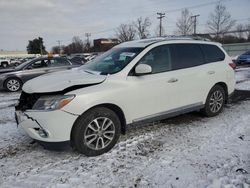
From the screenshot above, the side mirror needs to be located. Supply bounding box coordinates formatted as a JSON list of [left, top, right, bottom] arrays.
[[135, 64, 152, 75]]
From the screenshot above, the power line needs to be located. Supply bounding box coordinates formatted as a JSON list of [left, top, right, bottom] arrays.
[[86, 0, 234, 36], [157, 12, 166, 37], [47, 0, 240, 48]]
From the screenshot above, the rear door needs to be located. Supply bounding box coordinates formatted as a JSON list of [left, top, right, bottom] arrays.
[[199, 44, 227, 98], [168, 43, 207, 106]]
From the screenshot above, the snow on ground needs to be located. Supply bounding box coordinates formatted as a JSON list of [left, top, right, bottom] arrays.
[[235, 66, 250, 83], [0, 68, 250, 188]]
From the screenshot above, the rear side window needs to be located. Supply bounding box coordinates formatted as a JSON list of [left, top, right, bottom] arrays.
[[170, 44, 204, 70], [200, 44, 225, 63]]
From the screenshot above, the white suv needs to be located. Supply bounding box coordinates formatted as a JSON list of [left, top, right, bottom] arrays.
[[15, 38, 235, 156]]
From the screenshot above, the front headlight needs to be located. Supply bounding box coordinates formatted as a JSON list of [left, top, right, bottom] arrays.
[[32, 95, 75, 111]]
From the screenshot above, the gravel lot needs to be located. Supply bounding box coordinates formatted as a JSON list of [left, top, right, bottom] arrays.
[[0, 67, 250, 188]]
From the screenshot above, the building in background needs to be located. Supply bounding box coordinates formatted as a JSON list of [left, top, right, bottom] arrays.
[[93, 38, 119, 52]]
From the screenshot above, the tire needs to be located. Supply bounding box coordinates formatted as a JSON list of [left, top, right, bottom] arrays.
[[71, 107, 121, 156], [4, 77, 22, 92], [202, 85, 226, 117]]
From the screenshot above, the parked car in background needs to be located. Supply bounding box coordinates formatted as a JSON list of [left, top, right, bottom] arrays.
[[0, 56, 81, 92], [10, 58, 22, 66], [15, 37, 235, 156], [0, 58, 11, 68], [85, 54, 98, 61], [69, 55, 87, 65], [236, 51, 250, 65]]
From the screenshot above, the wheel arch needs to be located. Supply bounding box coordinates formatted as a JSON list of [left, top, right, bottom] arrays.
[[213, 82, 229, 102], [70, 103, 127, 142]]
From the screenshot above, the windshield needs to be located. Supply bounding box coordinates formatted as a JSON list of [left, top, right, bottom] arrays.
[[81, 47, 143, 75]]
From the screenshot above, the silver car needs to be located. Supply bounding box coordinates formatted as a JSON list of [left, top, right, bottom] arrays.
[[0, 56, 80, 92]]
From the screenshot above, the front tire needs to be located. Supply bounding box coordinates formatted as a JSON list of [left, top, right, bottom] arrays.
[[202, 85, 226, 117], [71, 107, 121, 156], [4, 77, 22, 92]]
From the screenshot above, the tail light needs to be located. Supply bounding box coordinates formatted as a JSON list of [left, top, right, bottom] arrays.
[[229, 62, 236, 70]]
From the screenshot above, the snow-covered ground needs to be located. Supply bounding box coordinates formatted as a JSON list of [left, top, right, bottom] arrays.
[[0, 67, 250, 188]]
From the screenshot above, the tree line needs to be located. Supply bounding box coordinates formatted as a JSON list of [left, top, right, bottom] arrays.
[[27, 3, 250, 54]]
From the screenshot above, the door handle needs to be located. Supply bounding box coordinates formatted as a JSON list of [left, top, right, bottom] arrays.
[[168, 78, 178, 83], [207, 71, 215, 75]]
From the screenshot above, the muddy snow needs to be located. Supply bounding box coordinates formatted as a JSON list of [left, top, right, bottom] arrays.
[[0, 67, 250, 188]]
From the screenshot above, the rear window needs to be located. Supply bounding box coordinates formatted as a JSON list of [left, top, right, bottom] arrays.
[[170, 44, 204, 70], [200, 44, 225, 63]]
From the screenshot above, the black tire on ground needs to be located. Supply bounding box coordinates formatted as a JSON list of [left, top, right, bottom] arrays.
[[202, 85, 226, 117], [71, 107, 121, 156], [4, 77, 22, 92]]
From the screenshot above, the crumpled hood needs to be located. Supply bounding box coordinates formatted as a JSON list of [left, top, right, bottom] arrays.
[[23, 68, 106, 93]]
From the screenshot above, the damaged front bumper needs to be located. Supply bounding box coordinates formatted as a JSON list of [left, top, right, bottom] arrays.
[[15, 109, 78, 142]]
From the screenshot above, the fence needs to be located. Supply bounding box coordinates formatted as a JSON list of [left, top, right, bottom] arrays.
[[223, 42, 250, 57]]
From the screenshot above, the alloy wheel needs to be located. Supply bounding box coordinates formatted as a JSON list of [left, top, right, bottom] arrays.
[[209, 90, 224, 113], [6, 79, 20, 92], [84, 117, 115, 150]]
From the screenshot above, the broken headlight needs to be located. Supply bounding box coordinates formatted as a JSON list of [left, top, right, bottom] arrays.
[[32, 95, 75, 111]]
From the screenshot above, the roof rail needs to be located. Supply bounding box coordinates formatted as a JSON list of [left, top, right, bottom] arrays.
[[161, 35, 211, 41]]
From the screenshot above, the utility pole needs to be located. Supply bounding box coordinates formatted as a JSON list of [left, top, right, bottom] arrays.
[[191, 14, 200, 35], [85, 33, 91, 51], [157, 12, 165, 37], [40, 43, 43, 56], [56, 40, 62, 55]]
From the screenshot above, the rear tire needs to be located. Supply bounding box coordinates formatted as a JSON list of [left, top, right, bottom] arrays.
[[4, 77, 22, 92], [71, 107, 121, 156], [202, 85, 226, 117]]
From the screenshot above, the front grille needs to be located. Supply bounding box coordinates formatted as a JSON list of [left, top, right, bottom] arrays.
[[16, 92, 41, 111]]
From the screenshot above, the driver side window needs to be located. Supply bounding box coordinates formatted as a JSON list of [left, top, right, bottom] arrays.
[[138, 45, 172, 74], [27, 60, 47, 69]]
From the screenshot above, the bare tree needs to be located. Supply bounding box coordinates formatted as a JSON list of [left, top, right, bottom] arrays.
[[63, 36, 85, 54], [245, 19, 250, 40], [51, 46, 61, 54], [176, 9, 193, 35], [133, 17, 151, 39], [207, 3, 236, 37], [116, 24, 136, 42]]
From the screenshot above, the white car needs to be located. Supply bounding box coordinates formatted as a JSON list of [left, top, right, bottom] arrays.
[[15, 38, 235, 156], [0, 58, 11, 68]]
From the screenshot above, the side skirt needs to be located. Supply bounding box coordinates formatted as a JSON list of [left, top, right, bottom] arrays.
[[130, 102, 204, 125]]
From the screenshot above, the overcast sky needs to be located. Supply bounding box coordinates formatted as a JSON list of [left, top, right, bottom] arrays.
[[0, 0, 249, 51]]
